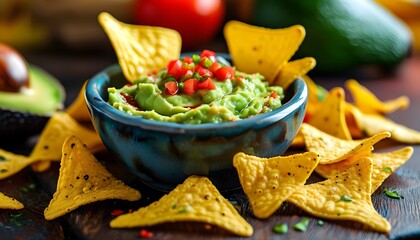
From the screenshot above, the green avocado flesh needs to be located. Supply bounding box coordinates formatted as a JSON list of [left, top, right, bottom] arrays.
[[0, 65, 65, 115]]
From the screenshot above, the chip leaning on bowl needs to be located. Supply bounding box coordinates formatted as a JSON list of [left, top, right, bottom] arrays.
[[107, 50, 285, 124]]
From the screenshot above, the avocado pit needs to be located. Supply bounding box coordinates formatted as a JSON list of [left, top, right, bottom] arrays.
[[0, 43, 30, 93]]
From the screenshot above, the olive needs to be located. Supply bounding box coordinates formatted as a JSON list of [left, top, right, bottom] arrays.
[[0, 43, 30, 92]]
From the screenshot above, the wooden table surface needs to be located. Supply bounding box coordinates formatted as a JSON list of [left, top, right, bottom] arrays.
[[1, 51, 420, 240]]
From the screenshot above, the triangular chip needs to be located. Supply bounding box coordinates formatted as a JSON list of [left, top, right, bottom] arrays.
[[290, 129, 305, 148], [0, 148, 38, 180], [308, 87, 352, 140], [65, 81, 91, 122], [110, 176, 253, 237], [350, 105, 420, 144], [345, 79, 409, 115], [98, 12, 182, 83], [273, 57, 316, 89], [0, 192, 24, 210], [315, 147, 413, 193], [302, 75, 327, 123], [224, 20, 305, 84], [287, 157, 391, 232], [300, 123, 390, 164], [233, 151, 319, 219], [344, 103, 365, 139], [44, 136, 141, 220], [30, 112, 104, 172]]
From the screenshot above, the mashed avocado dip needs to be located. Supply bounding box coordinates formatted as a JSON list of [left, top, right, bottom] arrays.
[[108, 50, 284, 124]]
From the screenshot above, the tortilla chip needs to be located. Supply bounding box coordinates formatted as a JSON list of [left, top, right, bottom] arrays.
[[350, 105, 420, 144], [65, 81, 91, 122], [302, 75, 327, 123], [315, 147, 413, 193], [44, 136, 141, 220], [233, 151, 319, 219], [300, 123, 391, 164], [30, 112, 104, 172], [98, 12, 182, 83], [224, 20, 305, 84], [287, 157, 391, 233], [0, 148, 38, 180], [110, 175, 253, 237], [273, 57, 316, 89], [0, 192, 24, 210], [308, 87, 352, 140], [344, 103, 365, 139], [290, 129, 305, 148], [345, 79, 409, 115]]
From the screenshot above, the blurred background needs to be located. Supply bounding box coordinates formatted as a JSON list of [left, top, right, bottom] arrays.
[[1, 0, 419, 104]]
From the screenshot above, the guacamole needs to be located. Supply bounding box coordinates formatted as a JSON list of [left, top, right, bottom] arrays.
[[108, 50, 284, 124]]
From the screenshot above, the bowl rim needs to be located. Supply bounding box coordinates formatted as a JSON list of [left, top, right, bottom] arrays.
[[85, 64, 308, 134]]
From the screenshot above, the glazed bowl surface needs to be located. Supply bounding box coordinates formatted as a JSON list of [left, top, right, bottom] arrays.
[[85, 63, 308, 192]]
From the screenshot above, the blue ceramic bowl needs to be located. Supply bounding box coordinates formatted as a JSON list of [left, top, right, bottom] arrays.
[[85, 63, 308, 192]]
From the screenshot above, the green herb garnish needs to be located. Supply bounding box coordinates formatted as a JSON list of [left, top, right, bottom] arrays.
[[9, 213, 24, 227], [384, 188, 404, 199], [340, 195, 353, 202], [273, 223, 288, 234], [177, 205, 191, 213], [294, 218, 310, 232], [381, 167, 392, 172], [316, 220, 324, 226]]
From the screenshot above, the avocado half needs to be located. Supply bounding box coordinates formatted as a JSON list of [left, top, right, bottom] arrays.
[[0, 65, 65, 139]]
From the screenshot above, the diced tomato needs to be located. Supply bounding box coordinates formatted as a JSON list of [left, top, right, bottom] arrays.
[[197, 78, 215, 90], [183, 78, 199, 95], [195, 65, 213, 78], [180, 67, 193, 78], [215, 66, 235, 80], [110, 209, 125, 217], [166, 59, 182, 79], [183, 56, 193, 64], [200, 49, 216, 60], [164, 81, 178, 95], [209, 61, 220, 73], [269, 91, 277, 99], [139, 229, 153, 238], [303, 112, 311, 123]]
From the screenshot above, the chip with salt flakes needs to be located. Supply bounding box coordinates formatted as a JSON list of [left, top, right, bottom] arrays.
[[308, 87, 352, 140], [345, 79, 409, 115], [44, 136, 141, 220], [0, 192, 24, 210], [65, 81, 91, 122], [233, 151, 319, 219], [0, 148, 38, 180], [110, 175, 253, 237], [287, 157, 391, 233], [300, 123, 391, 164], [273, 57, 316, 89], [349, 105, 420, 144], [98, 12, 182, 83], [315, 147, 413, 193], [224, 20, 306, 84], [30, 111, 104, 172]]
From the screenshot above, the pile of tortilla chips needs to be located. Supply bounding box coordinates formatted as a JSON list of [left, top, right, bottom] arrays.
[[1, 12, 418, 238]]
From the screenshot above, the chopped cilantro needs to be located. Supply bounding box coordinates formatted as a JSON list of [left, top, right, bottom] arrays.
[[316, 220, 324, 226], [384, 188, 404, 199], [177, 205, 191, 213], [381, 167, 392, 172], [273, 223, 288, 234], [294, 218, 310, 232], [340, 195, 353, 202]]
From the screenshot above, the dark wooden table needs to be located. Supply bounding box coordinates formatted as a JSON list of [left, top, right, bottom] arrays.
[[1, 50, 420, 240]]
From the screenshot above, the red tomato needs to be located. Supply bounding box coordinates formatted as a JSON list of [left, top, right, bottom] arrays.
[[197, 78, 215, 90], [167, 59, 182, 79], [215, 66, 234, 80], [164, 81, 179, 95], [183, 78, 199, 94], [133, 0, 225, 50]]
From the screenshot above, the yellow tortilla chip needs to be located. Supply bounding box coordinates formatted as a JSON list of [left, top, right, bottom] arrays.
[[290, 129, 305, 148], [308, 87, 352, 140], [0, 148, 38, 180], [233, 151, 319, 219], [345, 79, 409, 115], [0, 192, 24, 210], [344, 103, 365, 139], [30, 112, 104, 172], [44, 136, 141, 220], [287, 157, 391, 232], [224, 20, 305, 84], [300, 123, 390, 164], [110, 175, 253, 237], [98, 12, 182, 83], [302, 75, 327, 123], [65, 81, 91, 122], [273, 57, 316, 89], [350, 105, 420, 144], [315, 147, 413, 193]]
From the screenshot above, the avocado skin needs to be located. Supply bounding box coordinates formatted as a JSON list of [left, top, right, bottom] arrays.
[[252, 0, 413, 73], [0, 108, 49, 139]]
